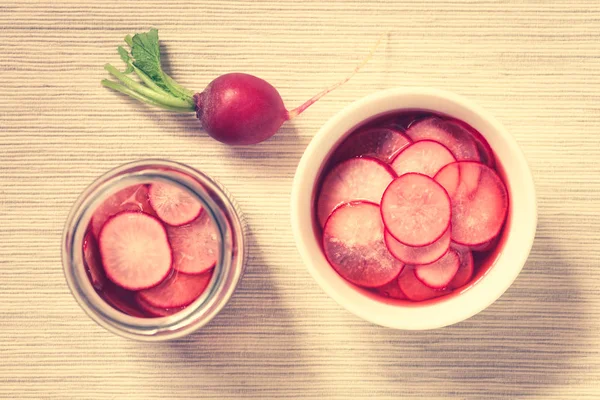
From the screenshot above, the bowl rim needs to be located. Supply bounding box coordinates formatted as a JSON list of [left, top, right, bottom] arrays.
[[290, 87, 537, 330]]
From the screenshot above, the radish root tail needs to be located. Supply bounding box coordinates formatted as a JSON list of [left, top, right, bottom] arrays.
[[287, 33, 386, 120]]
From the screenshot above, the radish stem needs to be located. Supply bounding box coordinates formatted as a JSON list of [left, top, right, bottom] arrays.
[[131, 65, 172, 97], [101, 80, 194, 112], [165, 74, 195, 98], [104, 64, 194, 110]]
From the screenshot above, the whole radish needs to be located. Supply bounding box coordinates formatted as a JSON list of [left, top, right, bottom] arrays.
[[102, 29, 377, 145], [194, 73, 288, 145]]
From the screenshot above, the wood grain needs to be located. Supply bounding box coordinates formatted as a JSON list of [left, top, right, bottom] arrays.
[[1, 0, 600, 398]]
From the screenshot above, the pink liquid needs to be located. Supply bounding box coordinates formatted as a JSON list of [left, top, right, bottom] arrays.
[[314, 111, 510, 305]]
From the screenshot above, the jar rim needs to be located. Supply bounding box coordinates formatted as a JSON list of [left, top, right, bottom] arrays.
[[62, 159, 246, 341]]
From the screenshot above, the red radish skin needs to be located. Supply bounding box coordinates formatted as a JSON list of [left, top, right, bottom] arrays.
[[91, 184, 154, 238], [194, 73, 287, 145], [135, 294, 184, 317], [397, 266, 448, 302], [317, 157, 396, 227], [83, 231, 106, 290], [139, 269, 214, 309], [102, 29, 381, 145], [385, 227, 451, 265], [149, 182, 203, 226], [168, 212, 219, 275], [374, 279, 408, 300], [99, 212, 173, 291], [405, 117, 480, 162], [380, 173, 451, 247], [322, 202, 404, 288], [448, 245, 474, 290], [414, 249, 460, 289], [334, 127, 412, 163], [435, 162, 508, 246], [391, 140, 456, 178]]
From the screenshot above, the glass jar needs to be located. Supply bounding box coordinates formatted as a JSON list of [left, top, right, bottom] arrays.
[[61, 159, 246, 341]]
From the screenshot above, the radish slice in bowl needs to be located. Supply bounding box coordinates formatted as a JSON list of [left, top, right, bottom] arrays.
[[405, 117, 480, 162], [414, 249, 460, 289], [322, 201, 404, 288], [333, 127, 412, 163], [447, 245, 474, 290], [374, 278, 407, 300], [317, 157, 395, 227], [397, 266, 448, 302], [435, 161, 508, 246], [391, 139, 456, 178], [384, 227, 451, 265], [380, 173, 451, 247]]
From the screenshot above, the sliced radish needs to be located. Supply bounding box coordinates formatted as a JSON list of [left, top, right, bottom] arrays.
[[99, 212, 173, 291], [374, 278, 407, 300], [395, 112, 427, 130], [138, 269, 214, 308], [317, 157, 396, 227], [391, 140, 456, 178], [380, 173, 451, 247], [448, 245, 474, 290], [435, 162, 508, 246], [334, 127, 411, 163], [102, 284, 145, 317], [405, 117, 480, 162], [434, 159, 482, 197], [91, 185, 154, 238], [322, 202, 404, 288], [167, 212, 219, 275], [377, 118, 406, 132], [149, 182, 203, 226], [433, 160, 460, 198], [135, 293, 184, 317], [385, 227, 450, 265], [414, 249, 460, 289], [448, 118, 495, 167], [397, 266, 448, 302], [469, 239, 493, 252], [83, 231, 106, 290]]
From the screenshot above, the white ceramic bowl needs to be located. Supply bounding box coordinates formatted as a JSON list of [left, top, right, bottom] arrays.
[[291, 87, 537, 330]]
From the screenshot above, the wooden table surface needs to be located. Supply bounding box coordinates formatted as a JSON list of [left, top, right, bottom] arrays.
[[1, 1, 599, 399]]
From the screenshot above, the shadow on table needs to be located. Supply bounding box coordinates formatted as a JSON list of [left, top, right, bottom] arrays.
[[153, 225, 300, 398], [366, 217, 590, 398]]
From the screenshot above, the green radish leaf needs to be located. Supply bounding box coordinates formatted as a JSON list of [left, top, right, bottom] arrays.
[[129, 29, 193, 102], [118, 46, 134, 74], [130, 29, 163, 83]]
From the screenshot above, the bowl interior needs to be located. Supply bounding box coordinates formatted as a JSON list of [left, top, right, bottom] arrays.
[[291, 88, 537, 330]]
